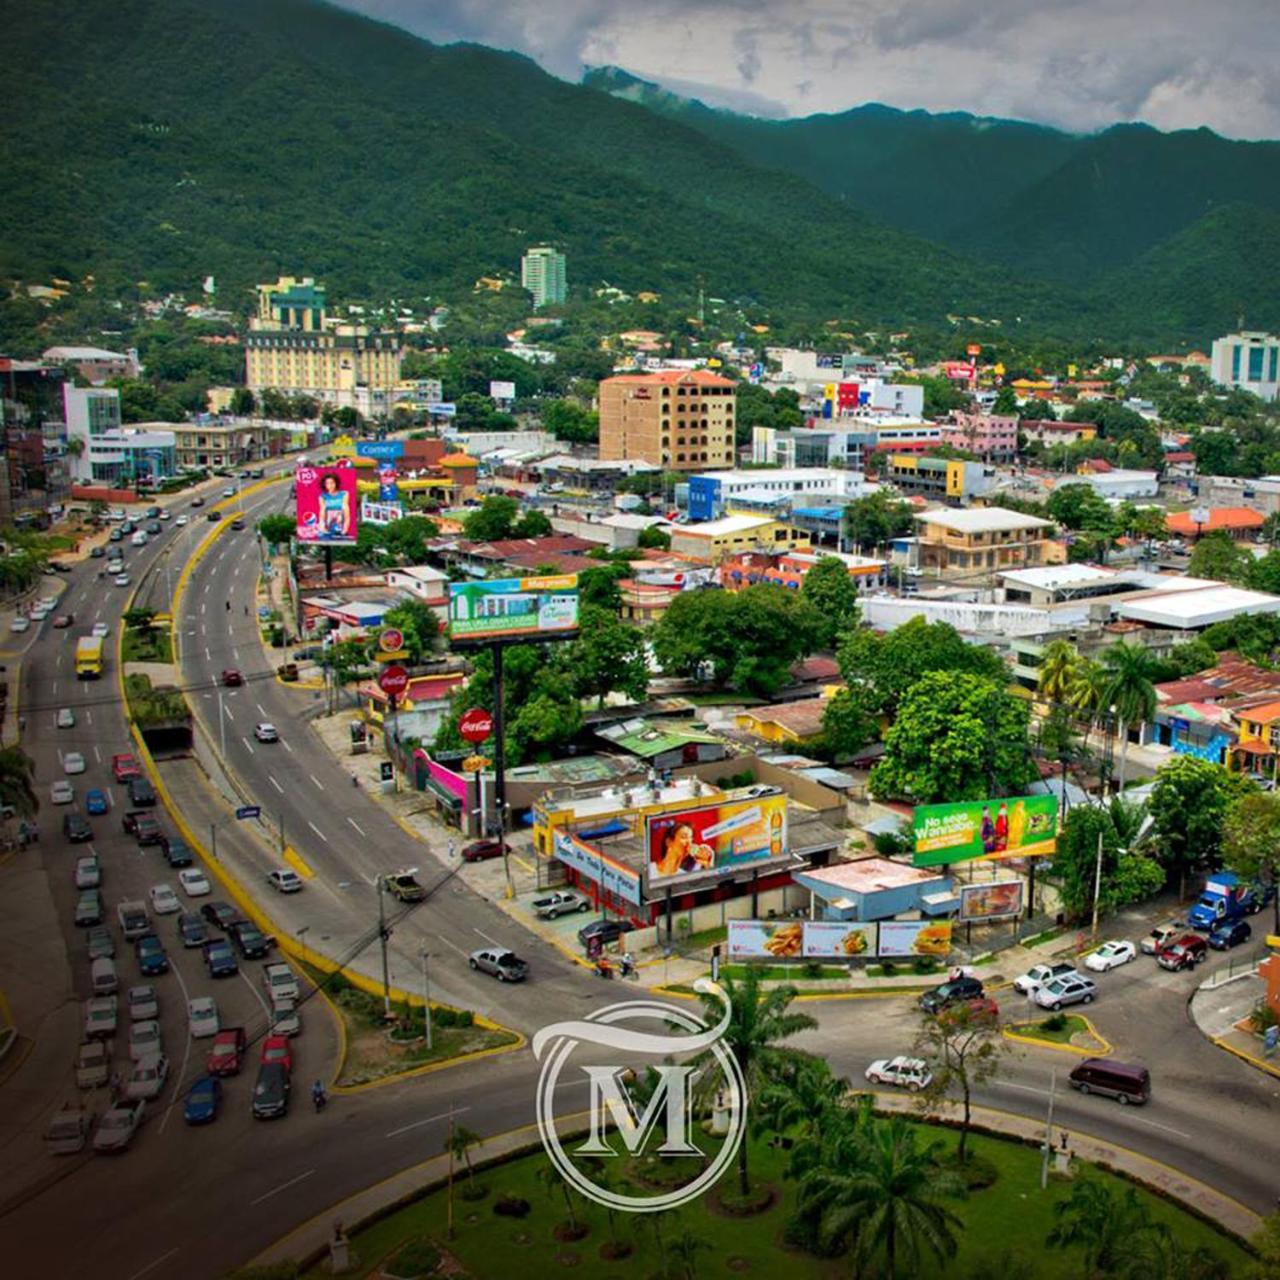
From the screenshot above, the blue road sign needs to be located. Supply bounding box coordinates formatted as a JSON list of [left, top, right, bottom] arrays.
[[235, 805, 261, 821]]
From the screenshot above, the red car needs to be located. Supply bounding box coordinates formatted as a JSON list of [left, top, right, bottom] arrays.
[[1156, 933, 1208, 972], [112, 753, 142, 783], [261, 1034, 293, 1073], [461, 840, 511, 863], [52, 614, 74, 629], [221, 669, 243, 687], [206, 1026, 246, 1076]]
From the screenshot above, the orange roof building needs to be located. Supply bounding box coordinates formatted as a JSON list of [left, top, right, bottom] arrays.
[[1165, 507, 1265, 541], [598, 369, 736, 471]]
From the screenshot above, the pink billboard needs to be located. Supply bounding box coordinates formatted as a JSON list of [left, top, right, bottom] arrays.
[[295, 460, 358, 545]]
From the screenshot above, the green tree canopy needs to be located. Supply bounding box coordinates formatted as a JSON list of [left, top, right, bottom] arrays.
[[381, 599, 441, 662], [462, 495, 519, 542], [1187, 531, 1251, 584], [1149, 756, 1254, 894], [562, 605, 649, 708], [1222, 790, 1280, 933], [257, 513, 295, 548], [843, 490, 915, 552], [1054, 800, 1164, 921], [1046, 483, 1115, 533], [510, 508, 552, 538], [540, 398, 598, 443], [799, 555, 860, 650]]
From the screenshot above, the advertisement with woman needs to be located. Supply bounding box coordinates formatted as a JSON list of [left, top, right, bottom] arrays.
[[296, 460, 358, 545], [646, 796, 787, 888]]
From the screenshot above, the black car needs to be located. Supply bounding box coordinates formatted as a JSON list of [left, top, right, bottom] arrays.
[[123, 811, 163, 845], [90, 546, 106, 559], [177, 911, 209, 949], [229, 922, 272, 959], [63, 811, 94, 842], [204, 939, 239, 978], [145, 521, 162, 534], [1208, 919, 1252, 950], [201, 901, 242, 932], [252, 1062, 290, 1119], [127, 777, 157, 808], [230, 519, 245, 531], [919, 976, 985, 1015], [577, 918, 635, 949], [161, 836, 194, 868], [191, 496, 205, 507], [206, 511, 222, 523]]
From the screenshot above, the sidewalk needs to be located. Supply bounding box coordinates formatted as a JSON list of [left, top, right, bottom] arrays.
[[1190, 969, 1280, 1079]]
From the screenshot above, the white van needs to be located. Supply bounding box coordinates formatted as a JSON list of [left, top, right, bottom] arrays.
[[130, 531, 148, 547], [90, 957, 119, 996]]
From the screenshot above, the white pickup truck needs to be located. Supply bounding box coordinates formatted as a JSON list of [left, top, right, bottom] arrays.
[[117, 900, 151, 941]]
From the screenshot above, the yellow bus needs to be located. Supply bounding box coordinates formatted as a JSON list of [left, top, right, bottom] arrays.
[[75, 635, 104, 679]]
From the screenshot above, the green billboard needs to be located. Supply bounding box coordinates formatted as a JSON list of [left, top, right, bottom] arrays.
[[912, 795, 1058, 868]]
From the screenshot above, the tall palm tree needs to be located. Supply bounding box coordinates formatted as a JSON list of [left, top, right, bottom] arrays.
[[1100, 640, 1160, 792], [754, 1055, 850, 1150], [693, 967, 817, 1196], [0, 747, 38, 820], [536, 1162, 579, 1233], [1036, 639, 1080, 705], [797, 1114, 963, 1279], [448, 1123, 481, 1187], [667, 1225, 711, 1280], [1046, 1175, 1161, 1277]]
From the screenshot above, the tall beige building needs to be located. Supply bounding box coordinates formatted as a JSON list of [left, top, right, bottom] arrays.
[[244, 276, 402, 417], [598, 370, 736, 470]]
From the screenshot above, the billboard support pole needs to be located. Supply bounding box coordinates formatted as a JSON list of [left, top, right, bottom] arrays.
[[325, 545, 333, 582], [491, 643, 513, 901]]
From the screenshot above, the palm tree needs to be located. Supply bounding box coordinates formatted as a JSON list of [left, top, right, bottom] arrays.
[[667, 1224, 711, 1280], [755, 1055, 850, 1150], [0, 747, 38, 819], [448, 1124, 481, 1187], [692, 966, 817, 1196], [1036, 639, 1080, 705], [536, 1162, 579, 1234], [1125, 1227, 1230, 1280], [1100, 640, 1160, 792], [797, 1114, 963, 1279], [1046, 1175, 1161, 1277]]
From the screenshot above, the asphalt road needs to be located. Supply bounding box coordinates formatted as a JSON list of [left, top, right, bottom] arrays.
[[2, 477, 1278, 1279]]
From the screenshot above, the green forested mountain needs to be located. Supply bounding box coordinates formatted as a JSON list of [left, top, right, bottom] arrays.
[[0, 0, 1037, 333]]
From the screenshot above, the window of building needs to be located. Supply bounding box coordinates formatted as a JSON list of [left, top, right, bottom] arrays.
[[1249, 346, 1266, 382], [1233, 346, 1242, 380]]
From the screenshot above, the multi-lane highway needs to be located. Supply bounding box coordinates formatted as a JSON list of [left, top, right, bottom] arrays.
[[2, 470, 1278, 1279]]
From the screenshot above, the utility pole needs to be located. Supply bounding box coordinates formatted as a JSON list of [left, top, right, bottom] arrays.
[[1040, 1068, 1057, 1190], [218, 691, 226, 758], [421, 950, 432, 1051], [376, 876, 391, 1018], [1091, 827, 1104, 938]]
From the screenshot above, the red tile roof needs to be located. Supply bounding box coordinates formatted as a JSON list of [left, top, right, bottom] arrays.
[[604, 369, 734, 387], [1166, 507, 1265, 535], [1163, 451, 1195, 463]]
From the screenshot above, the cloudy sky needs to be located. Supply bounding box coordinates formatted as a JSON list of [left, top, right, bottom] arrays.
[[336, 1, 1280, 138]]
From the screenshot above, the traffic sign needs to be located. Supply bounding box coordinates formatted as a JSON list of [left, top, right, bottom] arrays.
[[378, 664, 410, 697], [379, 627, 404, 655], [235, 805, 261, 820], [459, 707, 494, 743]]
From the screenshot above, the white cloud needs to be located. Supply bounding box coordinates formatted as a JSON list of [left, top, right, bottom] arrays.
[[337, 1, 1280, 138]]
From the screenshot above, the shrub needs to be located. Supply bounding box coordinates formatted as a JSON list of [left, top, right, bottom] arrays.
[[383, 1238, 441, 1279], [912, 956, 939, 975], [493, 1195, 531, 1219], [1041, 1013, 1068, 1033], [1249, 1001, 1279, 1033], [881, 960, 898, 976], [943, 1151, 999, 1189], [802, 960, 823, 979]]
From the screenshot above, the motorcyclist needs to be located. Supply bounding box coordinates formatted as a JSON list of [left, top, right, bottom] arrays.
[[312, 1080, 327, 1112]]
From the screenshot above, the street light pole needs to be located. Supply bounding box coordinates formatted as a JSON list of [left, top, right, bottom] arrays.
[[1091, 827, 1104, 938], [376, 876, 391, 1018], [218, 691, 226, 758], [421, 950, 433, 1051]]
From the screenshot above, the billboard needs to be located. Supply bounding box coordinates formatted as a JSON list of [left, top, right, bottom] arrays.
[[361, 498, 404, 525], [489, 380, 517, 401], [554, 831, 642, 906], [295, 461, 358, 545], [646, 795, 787, 889], [912, 795, 1058, 868], [959, 880, 1025, 922], [878, 920, 953, 958], [448, 575, 579, 645], [356, 441, 405, 462], [727, 920, 879, 959], [802, 920, 877, 959]]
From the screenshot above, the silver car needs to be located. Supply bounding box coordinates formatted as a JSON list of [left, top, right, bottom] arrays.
[[468, 947, 529, 982]]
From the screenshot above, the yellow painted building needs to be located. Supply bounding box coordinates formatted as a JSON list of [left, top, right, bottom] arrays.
[[668, 514, 810, 563], [1228, 700, 1280, 775], [913, 508, 1064, 575]]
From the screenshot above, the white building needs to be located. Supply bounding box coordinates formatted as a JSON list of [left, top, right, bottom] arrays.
[[1071, 469, 1159, 500], [687, 467, 874, 520], [1210, 331, 1280, 402], [520, 246, 567, 309]]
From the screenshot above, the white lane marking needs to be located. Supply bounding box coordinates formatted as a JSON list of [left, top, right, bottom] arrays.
[[268, 775, 283, 793], [51, 680, 58, 695], [202, 583, 209, 595], [385, 1107, 471, 1139], [434, 932, 471, 958], [94, 608, 101, 621], [249, 1170, 315, 1207], [107, 786, 116, 808], [93, 745, 102, 764], [126, 1247, 180, 1280], [473, 926, 502, 947], [347, 817, 365, 836], [307, 820, 329, 843], [995, 1081, 1191, 1138], [282, 740, 294, 754], [86, 709, 92, 726], [222, 705, 234, 721], [205, 647, 212, 662], [200, 603, 206, 616], [238, 968, 273, 1020], [55, 652, 63, 669], [361, 872, 378, 887], [309, 774, 323, 790], [160, 964, 195, 1136], [255, 701, 266, 716], [242, 737, 255, 755]]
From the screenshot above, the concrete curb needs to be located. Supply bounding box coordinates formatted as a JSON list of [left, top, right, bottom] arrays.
[[1002, 1013, 1112, 1058]]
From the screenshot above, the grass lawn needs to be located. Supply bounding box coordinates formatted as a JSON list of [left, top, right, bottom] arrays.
[[721, 962, 853, 982], [122, 628, 174, 662], [1007, 1014, 1093, 1045], [299, 1126, 1251, 1280]]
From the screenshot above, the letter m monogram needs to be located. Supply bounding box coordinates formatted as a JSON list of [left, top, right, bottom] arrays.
[[575, 1066, 701, 1156]]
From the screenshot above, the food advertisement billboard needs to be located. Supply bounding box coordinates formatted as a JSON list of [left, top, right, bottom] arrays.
[[646, 795, 788, 889], [447, 575, 579, 645], [295, 461, 359, 545], [726, 920, 878, 960], [958, 880, 1025, 922], [912, 795, 1058, 868], [802, 921, 878, 959], [878, 920, 953, 958]]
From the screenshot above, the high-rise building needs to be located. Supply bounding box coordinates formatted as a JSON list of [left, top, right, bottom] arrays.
[[521, 246, 567, 309], [1211, 331, 1280, 402], [598, 370, 736, 470], [244, 275, 402, 417], [62, 385, 175, 485]]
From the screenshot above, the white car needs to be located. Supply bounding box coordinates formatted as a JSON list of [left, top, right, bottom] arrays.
[[10, 616, 30, 633], [74, 855, 101, 889], [159, 510, 171, 521], [221, 487, 236, 498], [127, 984, 159, 1022], [864, 1056, 934, 1092], [114, 574, 130, 587], [1084, 940, 1137, 973], [254, 723, 279, 743], [29, 606, 51, 622], [1012, 963, 1078, 995], [84, 996, 119, 1039], [57, 707, 76, 728], [187, 997, 219, 1039], [149, 884, 180, 915], [106, 561, 124, 577], [266, 869, 303, 893], [51, 780, 75, 805], [1034, 974, 1098, 1011], [263, 963, 299, 1003], [129, 1019, 163, 1062], [93, 1101, 145, 1153], [124, 1055, 169, 1101], [270, 996, 301, 1038], [175, 514, 188, 526], [63, 752, 86, 775], [91, 622, 110, 638], [178, 868, 211, 897]]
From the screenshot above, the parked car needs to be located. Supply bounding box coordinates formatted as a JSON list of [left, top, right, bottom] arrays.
[[74, 855, 101, 889], [184, 1076, 223, 1125], [864, 1056, 933, 1092], [178, 867, 211, 897], [229, 922, 272, 959], [51, 780, 75, 806], [93, 1100, 145, 1153], [204, 940, 239, 978], [56, 707, 75, 728], [149, 883, 181, 915], [252, 1062, 291, 1119], [468, 947, 529, 982], [461, 839, 511, 863], [62, 751, 86, 775], [86, 926, 115, 961], [75, 889, 104, 927], [577, 918, 635, 949], [161, 835, 195, 868], [1140, 922, 1185, 956], [112, 753, 142, 783], [128, 1019, 163, 1063], [135, 934, 170, 976], [124, 1055, 169, 1101], [207, 1027, 246, 1077], [1069, 1057, 1151, 1105], [1156, 933, 1209, 972], [84, 996, 119, 1039], [1012, 962, 1078, 995], [221, 668, 243, 687], [1034, 973, 1098, 1011], [188, 996, 219, 1039], [919, 975, 985, 1015], [269, 997, 301, 1038], [123, 811, 163, 845], [117, 900, 151, 940], [85, 788, 109, 816], [64, 811, 93, 842], [127, 777, 157, 808], [75, 1040, 111, 1090], [266, 868, 303, 894], [1208, 919, 1252, 951], [201, 900, 242, 931], [532, 890, 590, 919], [261, 1035, 293, 1072], [1084, 941, 1137, 973], [177, 911, 208, 948], [263, 963, 300, 1003], [127, 984, 159, 1022], [45, 1107, 93, 1155]]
